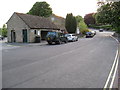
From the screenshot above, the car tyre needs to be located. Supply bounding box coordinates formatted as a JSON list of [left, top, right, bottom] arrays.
[[64, 39, 68, 43], [48, 42, 52, 45], [56, 40, 61, 44], [76, 38, 78, 41], [72, 39, 75, 42]]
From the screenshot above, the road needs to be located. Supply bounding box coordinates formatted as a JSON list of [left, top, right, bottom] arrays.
[[2, 31, 118, 88]]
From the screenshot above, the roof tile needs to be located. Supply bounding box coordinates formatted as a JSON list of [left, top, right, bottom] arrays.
[[15, 12, 60, 30]]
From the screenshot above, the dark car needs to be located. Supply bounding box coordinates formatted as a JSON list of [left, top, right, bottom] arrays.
[[99, 29, 103, 32], [46, 32, 68, 45], [86, 32, 94, 38], [0, 36, 4, 40]]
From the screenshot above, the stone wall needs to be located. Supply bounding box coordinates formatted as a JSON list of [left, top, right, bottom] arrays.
[[7, 13, 30, 43]]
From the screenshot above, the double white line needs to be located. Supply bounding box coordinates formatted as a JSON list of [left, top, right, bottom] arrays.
[[104, 35, 119, 89]]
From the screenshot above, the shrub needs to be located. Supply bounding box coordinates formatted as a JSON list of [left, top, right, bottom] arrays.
[[88, 24, 112, 30], [1, 24, 7, 37], [80, 29, 90, 35], [79, 21, 89, 34]]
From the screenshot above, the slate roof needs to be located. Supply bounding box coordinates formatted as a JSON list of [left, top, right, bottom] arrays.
[[15, 12, 60, 30], [48, 14, 66, 30]]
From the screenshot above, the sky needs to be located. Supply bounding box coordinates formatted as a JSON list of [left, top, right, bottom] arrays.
[[0, 0, 98, 28]]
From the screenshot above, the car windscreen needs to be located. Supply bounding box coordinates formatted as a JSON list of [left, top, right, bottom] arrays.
[[47, 32, 57, 37], [65, 34, 71, 37], [86, 32, 92, 34], [72, 34, 75, 36]]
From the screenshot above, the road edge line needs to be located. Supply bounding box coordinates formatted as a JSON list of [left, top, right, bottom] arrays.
[[110, 35, 119, 44], [104, 35, 119, 89], [109, 56, 119, 89], [104, 50, 118, 89]]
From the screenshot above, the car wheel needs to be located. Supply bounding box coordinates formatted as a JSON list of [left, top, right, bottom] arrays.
[[48, 42, 52, 45], [72, 39, 74, 42], [56, 40, 61, 44], [64, 39, 68, 43], [76, 38, 78, 41]]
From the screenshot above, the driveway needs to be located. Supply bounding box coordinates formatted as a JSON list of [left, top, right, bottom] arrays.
[[2, 31, 118, 88]]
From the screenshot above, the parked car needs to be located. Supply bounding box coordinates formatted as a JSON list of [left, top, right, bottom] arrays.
[[0, 36, 4, 40], [99, 29, 103, 32], [91, 31, 96, 35], [46, 32, 68, 45], [86, 32, 94, 38], [65, 34, 78, 42]]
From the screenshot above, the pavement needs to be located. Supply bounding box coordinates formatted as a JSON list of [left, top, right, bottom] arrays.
[[0, 39, 47, 50], [2, 31, 118, 88]]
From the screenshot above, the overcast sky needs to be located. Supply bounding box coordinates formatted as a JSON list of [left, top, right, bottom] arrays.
[[0, 0, 98, 27]]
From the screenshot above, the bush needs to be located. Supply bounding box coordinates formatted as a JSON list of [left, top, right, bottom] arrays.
[[0, 28, 2, 35], [88, 24, 100, 29], [1, 24, 7, 37], [79, 21, 89, 34], [2, 29, 7, 37], [75, 15, 89, 35], [80, 29, 90, 35], [88, 24, 112, 30]]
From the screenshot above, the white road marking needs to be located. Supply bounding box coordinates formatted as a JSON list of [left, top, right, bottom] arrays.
[[109, 56, 119, 89], [104, 35, 119, 89], [110, 35, 119, 43], [104, 50, 118, 89]]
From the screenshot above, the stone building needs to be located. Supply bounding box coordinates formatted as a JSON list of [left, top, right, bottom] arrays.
[[7, 12, 60, 43]]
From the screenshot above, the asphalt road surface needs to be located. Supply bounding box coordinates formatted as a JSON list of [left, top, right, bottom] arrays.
[[2, 31, 118, 88]]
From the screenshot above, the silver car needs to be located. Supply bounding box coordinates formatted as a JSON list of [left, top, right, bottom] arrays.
[[65, 34, 78, 42]]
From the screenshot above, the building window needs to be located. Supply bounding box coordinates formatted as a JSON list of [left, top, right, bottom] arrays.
[[38, 31, 40, 35]]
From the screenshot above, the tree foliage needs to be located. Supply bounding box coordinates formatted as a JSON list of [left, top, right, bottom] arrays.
[[0, 28, 2, 35], [84, 13, 96, 26], [28, 1, 52, 17], [65, 13, 77, 33], [76, 15, 83, 24], [75, 15, 89, 34], [95, 1, 120, 33], [1, 24, 7, 37]]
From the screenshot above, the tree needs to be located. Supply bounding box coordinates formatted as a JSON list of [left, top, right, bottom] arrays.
[[28, 1, 52, 17], [84, 13, 96, 26], [75, 15, 89, 34], [1, 24, 7, 37], [0, 28, 2, 35], [76, 15, 83, 26], [95, 1, 120, 33], [65, 13, 77, 33]]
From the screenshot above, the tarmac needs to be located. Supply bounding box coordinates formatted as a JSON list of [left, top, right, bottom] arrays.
[[112, 33, 120, 89], [1, 34, 120, 89]]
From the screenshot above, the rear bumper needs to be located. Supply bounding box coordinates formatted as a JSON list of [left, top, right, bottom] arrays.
[[86, 35, 93, 37]]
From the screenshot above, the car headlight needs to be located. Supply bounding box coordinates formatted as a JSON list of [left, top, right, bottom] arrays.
[[47, 37, 50, 40]]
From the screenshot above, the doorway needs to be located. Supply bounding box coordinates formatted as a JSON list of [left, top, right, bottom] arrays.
[[22, 29, 27, 43], [11, 30, 16, 42], [41, 31, 48, 40]]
